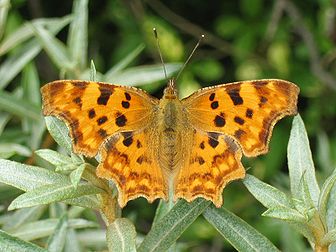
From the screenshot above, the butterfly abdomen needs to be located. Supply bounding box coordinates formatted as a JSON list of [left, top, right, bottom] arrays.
[[158, 99, 184, 173]]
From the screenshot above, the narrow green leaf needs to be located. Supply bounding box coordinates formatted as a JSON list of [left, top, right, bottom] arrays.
[[0, 16, 72, 56], [327, 173, 336, 231], [262, 207, 306, 222], [31, 23, 74, 70], [243, 174, 295, 209], [22, 63, 41, 106], [63, 195, 100, 209], [106, 218, 136, 252], [67, 0, 88, 70], [64, 228, 81, 252], [152, 199, 175, 227], [0, 0, 10, 40], [45, 116, 72, 154], [0, 90, 41, 121], [90, 60, 96, 81], [48, 215, 68, 252], [35, 149, 73, 166], [77, 230, 106, 247], [203, 205, 279, 252], [318, 169, 336, 226], [8, 182, 103, 210], [138, 199, 210, 252], [0, 42, 41, 90], [70, 164, 86, 188], [3, 205, 46, 230], [0, 112, 10, 135], [11, 218, 97, 241], [105, 63, 181, 85], [104, 44, 145, 79], [287, 115, 320, 206], [0, 143, 31, 158], [0, 159, 67, 191], [0, 230, 47, 252]]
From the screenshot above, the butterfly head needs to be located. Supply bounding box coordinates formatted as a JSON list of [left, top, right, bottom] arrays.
[[163, 79, 178, 99]]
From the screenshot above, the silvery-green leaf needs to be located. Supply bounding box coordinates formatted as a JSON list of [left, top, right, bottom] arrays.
[[288, 115, 320, 206], [45, 117, 72, 154], [35, 149, 73, 166], [0, 230, 47, 252], [47, 215, 68, 252], [106, 218, 137, 252], [70, 164, 86, 188]]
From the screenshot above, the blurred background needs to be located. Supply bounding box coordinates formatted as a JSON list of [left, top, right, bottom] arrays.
[[1, 0, 336, 251]]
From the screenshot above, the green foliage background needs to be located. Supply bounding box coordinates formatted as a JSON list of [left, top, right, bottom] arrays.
[[0, 0, 335, 251]]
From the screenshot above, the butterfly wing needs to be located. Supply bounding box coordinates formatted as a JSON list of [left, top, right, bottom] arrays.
[[41, 80, 158, 157], [174, 130, 245, 207], [181, 79, 299, 157], [97, 128, 167, 207], [41, 80, 167, 206]]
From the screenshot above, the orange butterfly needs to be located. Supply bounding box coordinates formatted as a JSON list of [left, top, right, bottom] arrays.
[[41, 78, 299, 207]]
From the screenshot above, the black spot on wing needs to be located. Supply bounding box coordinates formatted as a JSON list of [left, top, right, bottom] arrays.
[[125, 92, 131, 101], [209, 93, 215, 101], [234, 116, 245, 125], [88, 108, 96, 118], [115, 112, 127, 127], [234, 129, 245, 139], [246, 108, 253, 118], [227, 87, 243, 105], [73, 97, 82, 108], [72, 82, 87, 89], [98, 129, 108, 138], [122, 101, 130, 109], [122, 132, 133, 147], [208, 132, 220, 148], [97, 116, 108, 125], [211, 101, 219, 109], [97, 86, 113, 105], [214, 112, 226, 127]]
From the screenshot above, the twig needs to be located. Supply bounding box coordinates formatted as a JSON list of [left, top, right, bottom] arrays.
[[264, 0, 286, 42], [282, 0, 336, 91], [146, 0, 233, 54]]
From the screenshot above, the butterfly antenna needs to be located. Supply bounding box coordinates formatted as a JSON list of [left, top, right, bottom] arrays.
[[176, 34, 205, 81], [153, 28, 168, 81]]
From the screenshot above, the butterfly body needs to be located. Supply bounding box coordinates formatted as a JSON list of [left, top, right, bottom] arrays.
[[41, 79, 299, 207]]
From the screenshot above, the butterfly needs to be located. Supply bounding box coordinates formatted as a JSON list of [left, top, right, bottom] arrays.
[[41, 78, 299, 207]]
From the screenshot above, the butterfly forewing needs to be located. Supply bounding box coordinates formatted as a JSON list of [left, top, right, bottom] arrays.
[[181, 79, 299, 157], [41, 80, 158, 157]]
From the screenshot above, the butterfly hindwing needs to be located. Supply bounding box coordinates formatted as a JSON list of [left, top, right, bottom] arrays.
[[182, 79, 299, 157], [96, 128, 168, 207], [174, 129, 245, 207], [41, 80, 158, 157]]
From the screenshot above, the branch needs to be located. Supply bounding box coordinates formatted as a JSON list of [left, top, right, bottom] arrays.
[[282, 0, 336, 91]]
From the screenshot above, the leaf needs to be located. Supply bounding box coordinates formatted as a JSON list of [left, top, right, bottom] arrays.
[[106, 218, 137, 252], [0, 143, 31, 158], [0, 0, 10, 40], [138, 199, 210, 252], [3, 205, 46, 230], [67, 0, 88, 70], [318, 169, 336, 227], [90, 60, 96, 81], [0, 159, 67, 191], [0, 112, 10, 135], [64, 228, 81, 252], [35, 149, 73, 166], [8, 182, 103, 210], [152, 199, 175, 227], [63, 195, 100, 209], [0, 15, 72, 56], [0, 17, 72, 89], [262, 207, 306, 222], [104, 43, 145, 80], [11, 218, 97, 241], [47, 215, 68, 252], [105, 63, 181, 86], [243, 174, 295, 209], [0, 90, 41, 121], [0, 42, 41, 90], [287, 115, 320, 206], [31, 23, 74, 71], [203, 205, 280, 252], [45, 116, 72, 154], [70, 164, 86, 188], [0, 230, 47, 252]]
